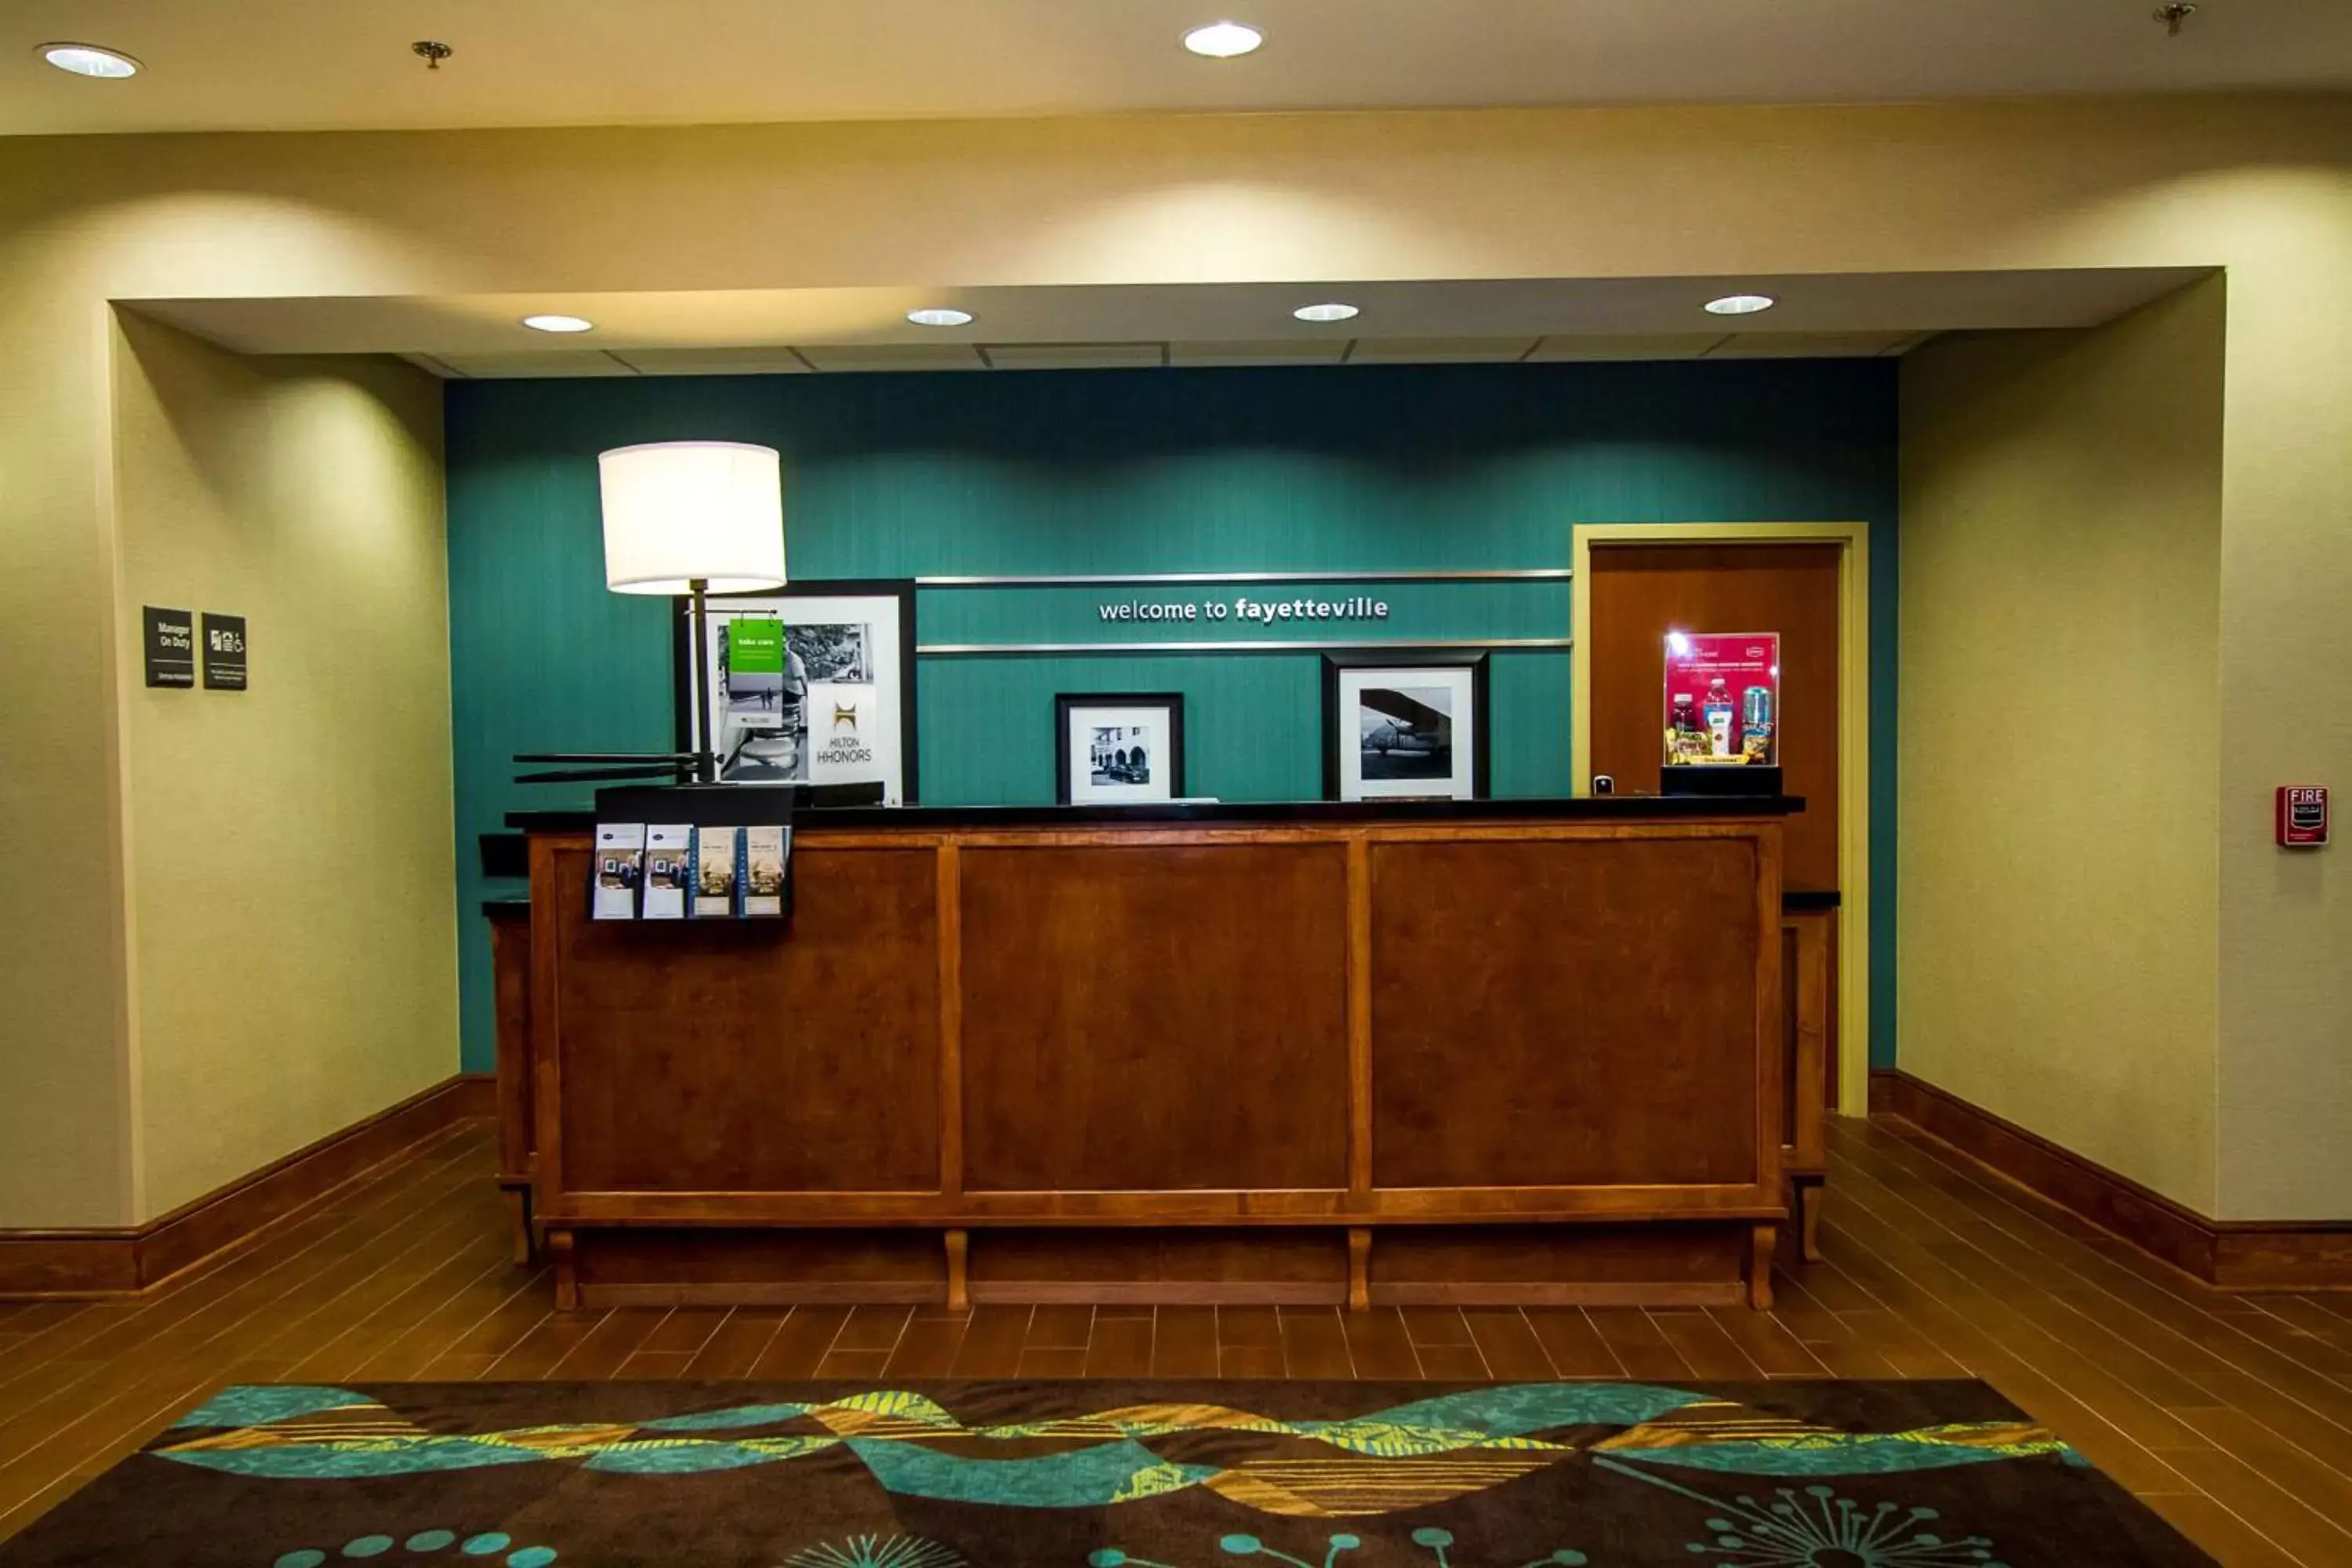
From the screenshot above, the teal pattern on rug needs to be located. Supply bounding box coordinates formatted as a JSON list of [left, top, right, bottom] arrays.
[[161, 1384, 2074, 1519]]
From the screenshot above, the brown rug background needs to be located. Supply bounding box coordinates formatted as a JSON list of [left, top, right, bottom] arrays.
[[0, 1378, 2211, 1566]]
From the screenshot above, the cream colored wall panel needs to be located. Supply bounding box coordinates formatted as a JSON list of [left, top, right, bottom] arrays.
[[605, 348, 815, 376], [109, 316, 458, 1221], [1167, 341, 1351, 366], [0, 234, 137, 1229], [1525, 334, 1724, 361], [1346, 337, 1538, 363], [434, 351, 638, 378], [2210, 175, 2352, 1221], [1899, 281, 2225, 1213], [983, 343, 1165, 369], [136, 271, 2209, 360], [795, 344, 986, 372], [1711, 332, 1911, 358]]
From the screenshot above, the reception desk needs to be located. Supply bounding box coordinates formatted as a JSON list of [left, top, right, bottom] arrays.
[[497, 797, 1806, 1311]]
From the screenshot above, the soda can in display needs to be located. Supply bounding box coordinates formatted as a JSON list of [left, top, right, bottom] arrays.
[[1740, 684, 1775, 761]]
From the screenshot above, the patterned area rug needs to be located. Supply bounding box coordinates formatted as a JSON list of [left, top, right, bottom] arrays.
[[0, 1380, 2211, 1566]]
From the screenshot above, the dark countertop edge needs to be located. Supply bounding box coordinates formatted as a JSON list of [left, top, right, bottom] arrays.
[[504, 795, 1806, 834], [485, 880, 1836, 919]]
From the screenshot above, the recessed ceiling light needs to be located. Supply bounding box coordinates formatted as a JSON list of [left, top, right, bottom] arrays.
[[40, 42, 140, 78], [1183, 20, 1264, 58], [906, 307, 975, 328], [1293, 302, 1359, 324], [520, 314, 596, 334], [1704, 294, 1777, 317]]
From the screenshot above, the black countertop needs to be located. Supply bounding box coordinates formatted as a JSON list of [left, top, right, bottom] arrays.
[[505, 793, 1805, 835], [485, 796, 1835, 918]]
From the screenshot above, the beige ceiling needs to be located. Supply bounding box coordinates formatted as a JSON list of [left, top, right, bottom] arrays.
[[131, 269, 2209, 376], [9, 0, 2350, 137]]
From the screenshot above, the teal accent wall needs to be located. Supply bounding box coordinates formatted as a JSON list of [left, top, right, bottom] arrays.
[[447, 360, 1898, 1073]]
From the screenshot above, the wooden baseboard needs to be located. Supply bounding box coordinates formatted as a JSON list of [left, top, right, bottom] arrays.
[[0, 1073, 495, 1299], [1871, 1069, 2352, 1291]]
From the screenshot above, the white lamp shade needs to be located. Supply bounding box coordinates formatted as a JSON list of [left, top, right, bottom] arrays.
[[598, 441, 786, 594]]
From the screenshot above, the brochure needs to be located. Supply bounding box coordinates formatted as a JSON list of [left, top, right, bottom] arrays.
[[742, 825, 789, 918], [590, 823, 645, 920], [641, 824, 691, 920], [691, 826, 741, 918]]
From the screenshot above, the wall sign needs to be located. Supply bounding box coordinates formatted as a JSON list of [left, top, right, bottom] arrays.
[[202, 613, 248, 690], [143, 606, 195, 688], [1096, 593, 1389, 626], [2278, 785, 2329, 848], [919, 575, 1573, 655]]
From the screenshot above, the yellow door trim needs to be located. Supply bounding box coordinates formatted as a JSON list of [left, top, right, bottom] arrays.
[[1570, 521, 1873, 1118]]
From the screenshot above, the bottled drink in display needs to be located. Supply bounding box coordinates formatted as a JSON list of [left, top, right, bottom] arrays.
[[1669, 692, 1700, 760], [1703, 680, 1736, 758]]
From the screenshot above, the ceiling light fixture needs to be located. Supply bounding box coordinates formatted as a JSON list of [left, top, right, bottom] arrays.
[[1183, 21, 1264, 58], [40, 42, 140, 78], [521, 314, 596, 334], [906, 307, 975, 328], [1704, 294, 1777, 317], [1293, 302, 1360, 324]]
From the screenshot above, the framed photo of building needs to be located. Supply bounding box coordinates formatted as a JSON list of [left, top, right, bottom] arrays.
[[1322, 652, 1488, 802], [1055, 692, 1185, 806], [676, 579, 919, 804]]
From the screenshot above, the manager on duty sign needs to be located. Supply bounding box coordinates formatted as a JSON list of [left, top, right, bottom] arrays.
[[143, 606, 249, 690]]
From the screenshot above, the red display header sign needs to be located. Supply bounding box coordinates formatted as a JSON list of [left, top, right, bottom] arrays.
[[1664, 631, 1780, 768]]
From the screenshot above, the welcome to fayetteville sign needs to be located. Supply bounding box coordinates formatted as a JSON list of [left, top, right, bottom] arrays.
[[1097, 594, 1391, 626]]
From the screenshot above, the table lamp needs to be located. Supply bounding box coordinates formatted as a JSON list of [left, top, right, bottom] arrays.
[[598, 440, 786, 785]]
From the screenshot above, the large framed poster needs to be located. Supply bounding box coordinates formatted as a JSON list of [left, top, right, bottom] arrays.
[[1321, 651, 1490, 802], [675, 579, 918, 804]]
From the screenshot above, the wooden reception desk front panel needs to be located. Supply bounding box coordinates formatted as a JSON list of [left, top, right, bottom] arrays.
[[521, 813, 1788, 1309]]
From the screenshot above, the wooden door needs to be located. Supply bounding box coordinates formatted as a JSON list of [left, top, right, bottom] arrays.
[[1587, 543, 1843, 895]]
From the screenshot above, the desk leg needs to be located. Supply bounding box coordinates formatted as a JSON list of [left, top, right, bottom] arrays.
[[945, 1229, 970, 1312], [502, 1188, 532, 1266], [1347, 1228, 1371, 1312], [1746, 1224, 1777, 1311], [1795, 1179, 1826, 1264], [549, 1230, 579, 1312]]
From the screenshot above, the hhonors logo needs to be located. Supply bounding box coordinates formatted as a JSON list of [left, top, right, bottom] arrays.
[[812, 693, 875, 768]]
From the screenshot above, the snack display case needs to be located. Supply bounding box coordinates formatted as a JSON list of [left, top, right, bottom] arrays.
[[1661, 631, 1781, 795]]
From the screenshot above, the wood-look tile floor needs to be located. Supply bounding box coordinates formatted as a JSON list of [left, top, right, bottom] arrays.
[[4, 1116, 2350, 1565]]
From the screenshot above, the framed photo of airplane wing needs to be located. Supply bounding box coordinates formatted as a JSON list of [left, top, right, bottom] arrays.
[[1322, 651, 1489, 802]]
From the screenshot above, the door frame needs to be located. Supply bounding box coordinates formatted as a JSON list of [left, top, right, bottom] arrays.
[[1570, 521, 1873, 1117]]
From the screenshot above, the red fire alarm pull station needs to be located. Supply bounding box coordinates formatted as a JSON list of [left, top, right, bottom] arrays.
[[2277, 786, 2329, 848]]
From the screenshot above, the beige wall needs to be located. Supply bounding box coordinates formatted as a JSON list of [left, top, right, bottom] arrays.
[[108, 314, 456, 1219], [2211, 184, 2352, 1221], [1, 94, 2346, 1225], [1898, 282, 2225, 1211]]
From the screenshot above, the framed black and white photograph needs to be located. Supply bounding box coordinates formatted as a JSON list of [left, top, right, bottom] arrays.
[[676, 579, 919, 804], [1054, 692, 1186, 806], [1322, 652, 1489, 802]]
